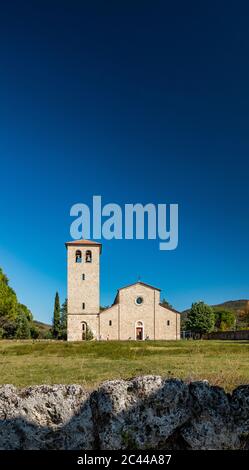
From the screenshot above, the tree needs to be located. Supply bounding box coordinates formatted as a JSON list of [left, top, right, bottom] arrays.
[[60, 298, 67, 340], [30, 323, 39, 339], [0, 317, 16, 338], [161, 298, 173, 309], [0, 268, 18, 321], [237, 305, 249, 328], [186, 301, 215, 337], [214, 309, 236, 331], [15, 312, 31, 339], [86, 325, 94, 341], [18, 303, 33, 322], [44, 330, 53, 340], [52, 292, 61, 338], [0, 267, 34, 338]]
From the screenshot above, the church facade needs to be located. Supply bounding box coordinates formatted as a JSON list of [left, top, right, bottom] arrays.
[[66, 239, 180, 341]]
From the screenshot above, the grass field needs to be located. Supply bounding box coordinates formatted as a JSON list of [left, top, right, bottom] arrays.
[[0, 339, 248, 391]]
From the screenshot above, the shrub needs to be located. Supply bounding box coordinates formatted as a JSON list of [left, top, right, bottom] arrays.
[[15, 312, 31, 339], [86, 326, 94, 341], [186, 301, 215, 337]]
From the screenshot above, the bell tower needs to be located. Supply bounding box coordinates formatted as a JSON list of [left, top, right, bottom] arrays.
[[66, 239, 102, 341]]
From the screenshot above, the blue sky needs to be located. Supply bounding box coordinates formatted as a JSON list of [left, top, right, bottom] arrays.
[[0, 1, 248, 323]]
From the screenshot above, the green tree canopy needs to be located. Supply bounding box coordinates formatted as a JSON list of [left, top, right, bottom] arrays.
[[0, 267, 34, 338], [0, 268, 18, 320], [214, 309, 236, 331], [161, 298, 173, 309], [86, 325, 94, 341], [186, 301, 215, 336], [17, 303, 33, 322], [15, 312, 31, 339]]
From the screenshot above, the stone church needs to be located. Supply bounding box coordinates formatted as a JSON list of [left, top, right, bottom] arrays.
[[66, 239, 180, 341]]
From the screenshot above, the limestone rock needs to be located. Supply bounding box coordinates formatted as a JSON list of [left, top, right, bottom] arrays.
[[0, 377, 249, 449], [94, 376, 191, 449], [0, 384, 93, 449], [181, 382, 239, 449]]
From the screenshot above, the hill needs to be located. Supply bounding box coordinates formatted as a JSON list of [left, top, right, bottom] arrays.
[[33, 320, 51, 338], [213, 299, 249, 311], [181, 299, 249, 329]]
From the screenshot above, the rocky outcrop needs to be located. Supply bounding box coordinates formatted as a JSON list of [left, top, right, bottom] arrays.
[[0, 377, 249, 450]]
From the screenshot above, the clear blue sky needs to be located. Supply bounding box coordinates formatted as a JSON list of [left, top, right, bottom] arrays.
[[0, 1, 248, 323]]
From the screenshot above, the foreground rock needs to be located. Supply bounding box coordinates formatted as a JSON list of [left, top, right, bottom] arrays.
[[0, 377, 248, 449]]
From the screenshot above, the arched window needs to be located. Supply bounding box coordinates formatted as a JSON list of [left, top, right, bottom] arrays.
[[85, 250, 92, 263], [75, 250, 82, 263]]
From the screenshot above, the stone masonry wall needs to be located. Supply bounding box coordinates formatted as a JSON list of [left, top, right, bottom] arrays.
[[67, 245, 100, 315], [0, 376, 249, 450], [100, 284, 180, 341]]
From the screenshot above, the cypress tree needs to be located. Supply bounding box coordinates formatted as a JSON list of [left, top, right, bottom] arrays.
[[52, 292, 61, 338], [60, 298, 67, 340]]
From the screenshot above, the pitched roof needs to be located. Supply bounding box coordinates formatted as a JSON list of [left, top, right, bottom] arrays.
[[159, 303, 180, 314], [65, 239, 102, 253], [112, 281, 161, 305], [111, 283, 180, 314], [117, 281, 161, 292]]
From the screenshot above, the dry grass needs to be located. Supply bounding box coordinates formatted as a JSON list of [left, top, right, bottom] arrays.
[[0, 339, 248, 391]]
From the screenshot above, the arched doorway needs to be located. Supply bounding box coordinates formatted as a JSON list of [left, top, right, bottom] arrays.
[[135, 321, 144, 340]]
